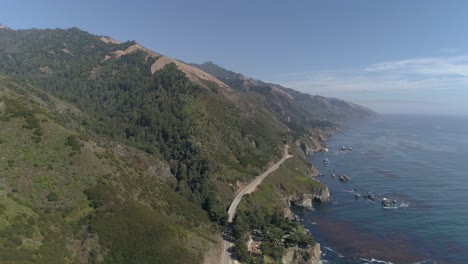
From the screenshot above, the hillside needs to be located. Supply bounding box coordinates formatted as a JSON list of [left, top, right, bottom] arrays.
[[0, 26, 374, 263], [0, 27, 290, 217], [0, 75, 218, 263]]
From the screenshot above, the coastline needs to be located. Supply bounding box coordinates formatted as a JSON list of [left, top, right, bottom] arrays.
[[297, 115, 466, 264], [226, 121, 379, 264], [282, 127, 339, 264], [295, 126, 405, 264], [296, 122, 411, 264]]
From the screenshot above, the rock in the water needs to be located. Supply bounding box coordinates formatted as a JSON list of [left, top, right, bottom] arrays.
[[382, 198, 398, 207], [340, 146, 353, 152], [363, 192, 375, 201], [338, 174, 350, 182]]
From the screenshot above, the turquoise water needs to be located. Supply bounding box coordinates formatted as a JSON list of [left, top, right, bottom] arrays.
[[299, 115, 468, 264]]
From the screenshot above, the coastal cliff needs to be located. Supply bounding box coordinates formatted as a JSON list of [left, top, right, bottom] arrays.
[[279, 128, 336, 263], [287, 127, 335, 209], [232, 143, 331, 263], [288, 187, 331, 209], [296, 127, 339, 155], [282, 244, 323, 264]]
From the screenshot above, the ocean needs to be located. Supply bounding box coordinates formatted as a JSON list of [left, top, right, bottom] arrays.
[[297, 115, 468, 264]]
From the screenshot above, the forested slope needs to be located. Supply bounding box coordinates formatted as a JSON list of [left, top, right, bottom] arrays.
[[0, 75, 218, 263]]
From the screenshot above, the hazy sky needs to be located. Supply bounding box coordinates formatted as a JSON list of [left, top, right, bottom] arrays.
[[1, 0, 468, 115]]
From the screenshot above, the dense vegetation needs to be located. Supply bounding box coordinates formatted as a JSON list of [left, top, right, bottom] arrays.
[[0, 28, 289, 225], [0, 76, 217, 263], [230, 147, 324, 263], [232, 206, 314, 263]]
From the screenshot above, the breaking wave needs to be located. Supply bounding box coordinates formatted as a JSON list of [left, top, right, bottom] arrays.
[[359, 257, 394, 264]]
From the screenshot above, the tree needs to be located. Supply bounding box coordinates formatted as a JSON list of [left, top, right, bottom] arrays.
[[234, 238, 253, 264]]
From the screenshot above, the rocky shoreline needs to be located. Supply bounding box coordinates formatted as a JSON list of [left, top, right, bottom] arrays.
[[289, 117, 439, 264], [277, 127, 339, 264], [282, 244, 323, 264], [222, 127, 339, 264]]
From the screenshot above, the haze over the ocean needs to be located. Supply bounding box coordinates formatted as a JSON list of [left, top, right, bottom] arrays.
[[1, 0, 467, 115]]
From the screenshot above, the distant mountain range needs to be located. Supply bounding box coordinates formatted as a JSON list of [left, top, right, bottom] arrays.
[[192, 61, 374, 122]]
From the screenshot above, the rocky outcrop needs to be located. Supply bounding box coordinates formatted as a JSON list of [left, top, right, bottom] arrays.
[[296, 138, 320, 156], [296, 127, 339, 156], [312, 187, 331, 203], [291, 193, 314, 209], [382, 198, 398, 208], [283, 207, 295, 220], [282, 244, 322, 264], [289, 186, 331, 209]]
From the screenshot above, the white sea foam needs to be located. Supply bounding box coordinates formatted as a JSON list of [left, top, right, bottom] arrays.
[[323, 246, 336, 253], [323, 246, 348, 259], [360, 257, 394, 264], [382, 202, 409, 209], [400, 202, 409, 208]]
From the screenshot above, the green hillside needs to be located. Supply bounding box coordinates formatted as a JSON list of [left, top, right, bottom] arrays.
[[0, 27, 292, 222], [0, 76, 217, 263]]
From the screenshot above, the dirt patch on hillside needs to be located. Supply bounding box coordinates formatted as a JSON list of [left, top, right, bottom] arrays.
[[103, 42, 229, 90], [99, 36, 120, 44], [39, 66, 54, 75], [203, 238, 223, 264], [151, 57, 230, 89], [61, 48, 73, 55], [105, 43, 161, 62]]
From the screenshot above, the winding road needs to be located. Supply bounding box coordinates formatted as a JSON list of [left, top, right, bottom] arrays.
[[221, 145, 292, 264]]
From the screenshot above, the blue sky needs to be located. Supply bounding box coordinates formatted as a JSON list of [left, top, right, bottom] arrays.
[[1, 0, 468, 115]]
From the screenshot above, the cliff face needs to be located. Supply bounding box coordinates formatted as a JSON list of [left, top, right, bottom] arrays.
[[280, 127, 334, 263], [296, 127, 339, 155], [282, 244, 323, 264], [287, 186, 331, 209], [288, 127, 334, 209]]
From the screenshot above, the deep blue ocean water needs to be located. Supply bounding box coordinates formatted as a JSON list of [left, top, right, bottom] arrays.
[[298, 115, 468, 264]]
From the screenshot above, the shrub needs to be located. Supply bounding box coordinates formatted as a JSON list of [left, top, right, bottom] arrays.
[[65, 135, 81, 152], [84, 185, 108, 209], [47, 192, 58, 202]]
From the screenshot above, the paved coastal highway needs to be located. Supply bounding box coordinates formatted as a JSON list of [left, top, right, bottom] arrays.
[[221, 145, 292, 264]]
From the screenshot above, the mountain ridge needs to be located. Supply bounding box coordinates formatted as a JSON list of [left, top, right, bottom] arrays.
[[192, 61, 375, 122]]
